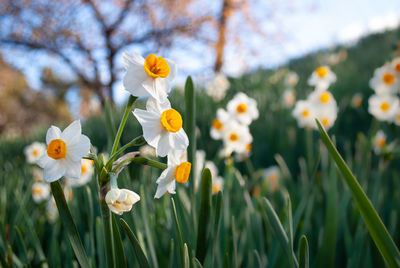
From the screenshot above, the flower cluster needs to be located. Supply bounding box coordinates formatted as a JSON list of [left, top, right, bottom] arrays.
[[292, 66, 338, 130], [368, 57, 400, 125], [124, 52, 191, 199], [210, 92, 259, 158]]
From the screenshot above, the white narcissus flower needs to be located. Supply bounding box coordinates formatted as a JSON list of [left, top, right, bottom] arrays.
[[32, 182, 50, 203], [123, 52, 177, 103], [210, 108, 232, 140], [308, 66, 336, 91], [227, 93, 259, 125], [316, 106, 338, 130], [369, 63, 399, 95], [285, 71, 299, 87], [308, 90, 337, 109], [154, 151, 192, 199], [133, 98, 189, 157], [37, 120, 91, 182], [373, 130, 386, 154], [206, 73, 230, 102], [391, 57, 400, 76], [24, 142, 46, 164], [368, 94, 400, 121], [212, 176, 224, 194], [105, 188, 140, 215], [66, 159, 94, 187], [282, 89, 296, 108], [235, 143, 252, 162], [221, 121, 253, 155], [292, 100, 317, 129], [263, 166, 280, 192]]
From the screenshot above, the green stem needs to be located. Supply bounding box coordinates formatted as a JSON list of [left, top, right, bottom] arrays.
[[107, 136, 145, 167], [100, 200, 115, 268], [113, 157, 167, 172], [111, 96, 137, 156]]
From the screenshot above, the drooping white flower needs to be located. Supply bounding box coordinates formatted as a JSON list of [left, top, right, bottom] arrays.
[[292, 100, 317, 128], [66, 159, 94, 187], [133, 97, 189, 157], [263, 166, 280, 192], [282, 89, 296, 108], [227, 93, 259, 125], [221, 121, 253, 156], [24, 142, 46, 164], [373, 130, 387, 154], [369, 63, 399, 95], [285, 71, 299, 87], [368, 94, 400, 121], [105, 188, 140, 215], [206, 73, 230, 102], [32, 182, 50, 203], [210, 108, 233, 140], [154, 151, 192, 199], [308, 66, 336, 91], [37, 120, 91, 182], [123, 52, 177, 103]]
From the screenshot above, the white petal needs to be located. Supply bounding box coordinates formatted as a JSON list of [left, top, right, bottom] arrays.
[[43, 161, 66, 182], [142, 77, 168, 103], [165, 59, 177, 82], [156, 133, 171, 157], [167, 180, 176, 194], [132, 109, 162, 147], [46, 126, 61, 144], [61, 120, 81, 144], [63, 159, 82, 179], [67, 135, 91, 161], [146, 97, 171, 114], [37, 154, 55, 169], [123, 63, 148, 97], [155, 77, 171, 95], [154, 183, 169, 199], [170, 130, 189, 152]]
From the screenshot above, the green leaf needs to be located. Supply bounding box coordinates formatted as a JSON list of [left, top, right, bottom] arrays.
[[261, 198, 299, 268], [184, 76, 196, 196], [211, 191, 223, 265], [119, 219, 150, 268], [298, 235, 309, 268], [196, 168, 212, 264], [192, 257, 203, 268], [50, 181, 90, 268], [184, 243, 190, 268], [316, 119, 400, 267], [14, 226, 29, 266], [171, 197, 185, 267], [286, 193, 295, 268], [112, 215, 127, 268], [100, 200, 115, 268]]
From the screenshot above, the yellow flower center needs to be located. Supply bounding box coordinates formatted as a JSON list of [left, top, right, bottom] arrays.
[[212, 184, 221, 194], [81, 164, 88, 174], [144, 54, 170, 78], [319, 92, 331, 104], [236, 103, 247, 114], [382, 73, 395, 85], [301, 109, 309, 117], [246, 143, 252, 151], [160, 109, 183, 132], [397, 114, 400, 121], [32, 188, 42, 195], [322, 118, 329, 126], [377, 139, 386, 147], [380, 102, 390, 111], [268, 174, 278, 183], [212, 119, 223, 130], [315, 66, 328, 78], [174, 161, 191, 183], [33, 149, 40, 156], [47, 139, 67, 160], [229, 133, 239, 142], [396, 63, 400, 73]]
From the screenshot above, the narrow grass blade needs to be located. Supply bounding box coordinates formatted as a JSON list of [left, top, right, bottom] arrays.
[[112, 215, 127, 268], [298, 235, 309, 268], [192, 257, 203, 268], [50, 181, 90, 268], [196, 168, 212, 264], [184, 243, 190, 268], [316, 119, 400, 267], [119, 219, 150, 268], [14, 226, 29, 266], [211, 191, 223, 265], [261, 198, 299, 268], [171, 197, 185, 267], [286, 193, 295, 268], [184, 76, 196, 196]]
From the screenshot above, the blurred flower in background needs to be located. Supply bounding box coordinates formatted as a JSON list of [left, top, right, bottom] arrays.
[[31, 182, 50, 203], [206, 73, 230, 102], [24, 142, 46, 164]]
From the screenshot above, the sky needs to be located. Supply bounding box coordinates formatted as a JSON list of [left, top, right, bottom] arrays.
[[4, 0, 400, 105]]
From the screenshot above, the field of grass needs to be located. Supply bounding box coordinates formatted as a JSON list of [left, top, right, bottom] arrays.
[[1, 29, 400, 267]]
